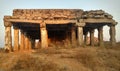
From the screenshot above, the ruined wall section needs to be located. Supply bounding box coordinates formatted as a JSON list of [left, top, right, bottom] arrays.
[[81, 10, 113, 19], [12, 9, 83, 20]]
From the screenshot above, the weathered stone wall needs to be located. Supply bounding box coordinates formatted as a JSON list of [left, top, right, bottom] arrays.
[[82, 10, 113, 19], [5, 9, 114, 21], [12, 9, 83, 20]]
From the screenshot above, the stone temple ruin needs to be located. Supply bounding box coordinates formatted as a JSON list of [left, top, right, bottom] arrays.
[[4, 9, 117, 52]]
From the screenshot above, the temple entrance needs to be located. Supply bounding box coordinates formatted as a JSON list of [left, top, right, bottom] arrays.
[[46, 24, 73, 47]]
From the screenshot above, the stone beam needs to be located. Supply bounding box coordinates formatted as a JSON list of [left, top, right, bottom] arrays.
[[8, 19, 76, 24], [84, 18, 116, 24], [9, 19, 42, 24], [45, 20, 76, 24]]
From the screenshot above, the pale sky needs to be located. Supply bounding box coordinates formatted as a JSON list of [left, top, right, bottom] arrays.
[[0, 0, 120, 47]]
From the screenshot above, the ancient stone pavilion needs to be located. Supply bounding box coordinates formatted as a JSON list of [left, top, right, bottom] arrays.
[[3, 9, 117, 52]]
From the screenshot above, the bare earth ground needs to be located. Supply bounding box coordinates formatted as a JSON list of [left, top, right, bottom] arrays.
[[0, 42, 120, 71]]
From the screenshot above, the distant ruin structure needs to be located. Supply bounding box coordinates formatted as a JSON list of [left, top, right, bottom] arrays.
[[3, 9, 117, 52]]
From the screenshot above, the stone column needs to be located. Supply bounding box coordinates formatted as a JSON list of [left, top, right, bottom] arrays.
[[84, 31, 88, 45], [29, 37, 32, 50], [65, 31, 71, 45], [13, 26, 19, 51], [90, 29, 94, 46], [31, 38, 35, 49], [71, 26, 76, 47], [24, 32, 28, 50], [40, 23, 48, 48], [109, 25, 116, 45], [20, 30, 25, 51], [5, 26, 12, 52], [77, 21, 85, 46], [98, 27, 104, 47], [77, 26, 84, 46]]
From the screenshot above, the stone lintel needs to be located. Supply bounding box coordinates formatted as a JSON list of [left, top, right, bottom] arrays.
[[45, 20, 76, 24], [84, 18, 115, 23], [108, 21, 117, 26], [8, 19, 77, 24]]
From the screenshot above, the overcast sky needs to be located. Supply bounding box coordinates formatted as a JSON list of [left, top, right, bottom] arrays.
[[0, 0, 120, 47]]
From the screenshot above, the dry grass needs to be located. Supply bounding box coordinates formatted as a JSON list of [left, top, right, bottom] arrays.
[[11, 54, 60, 71], [0, 42, 120, 71]]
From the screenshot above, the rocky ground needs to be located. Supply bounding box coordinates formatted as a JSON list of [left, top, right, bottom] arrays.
[[0, 42, 120, 71]]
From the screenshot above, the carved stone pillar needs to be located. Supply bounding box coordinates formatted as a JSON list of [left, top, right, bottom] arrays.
[[77, 27, 84, 46], [40, 22, 48, 48], [90, 29, 94, 46], [71, 26, 76, 47], [4, 16, 13, 52], [84, 32, 88, 45], [109, 25, 116, 45], [40, 27, 48, 48], [13, 26, 19, 51], [24, 33, 28, 50], [31, 38, 35, 49], [28, 36, 32, 50], [98, 27, 104, 47], [77, 21, 85, 46], [20, 30, 24, 51], [5, 26, 12, 52]]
